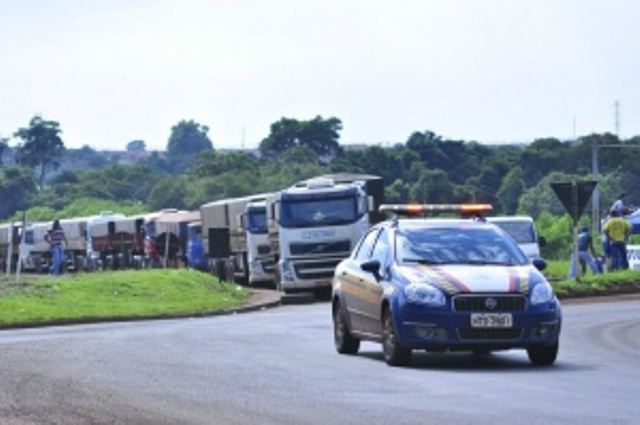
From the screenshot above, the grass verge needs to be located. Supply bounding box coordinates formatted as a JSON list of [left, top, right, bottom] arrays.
[[551, 269, 640, 298], [0, 269, 248, 326]]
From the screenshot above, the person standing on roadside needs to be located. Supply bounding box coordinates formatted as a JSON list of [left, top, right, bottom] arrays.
[[44, 219, 68, 275], [611, 193, 629, 216], [603, 210, 632, 270], [576, 226, 600, 275]]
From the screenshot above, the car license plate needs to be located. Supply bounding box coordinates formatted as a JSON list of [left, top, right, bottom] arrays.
[[470, 313, 513, 328]]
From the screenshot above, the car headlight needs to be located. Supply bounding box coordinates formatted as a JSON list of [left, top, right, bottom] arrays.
[[404, 283, 445, 306], [530, 282, 554, 305]]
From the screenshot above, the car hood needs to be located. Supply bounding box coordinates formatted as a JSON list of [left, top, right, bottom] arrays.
[[398, 263, 537, 295]]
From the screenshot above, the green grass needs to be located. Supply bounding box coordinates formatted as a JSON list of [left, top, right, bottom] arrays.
[[0, 269, 248, 325], [544, 260, 570, 281], [551, 269, 640, 298]]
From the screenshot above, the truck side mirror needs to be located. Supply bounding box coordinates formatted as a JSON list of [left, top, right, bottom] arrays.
[[273, 201, 280, 223], [367, 196, 375, 212], [538, 236, 547, 248], [236, 214, 244, 230]]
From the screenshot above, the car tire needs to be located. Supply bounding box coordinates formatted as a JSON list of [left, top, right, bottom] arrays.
[[527, 343, 558, 366], [333, 302, 360, 355], [382, 307, 412, 366]]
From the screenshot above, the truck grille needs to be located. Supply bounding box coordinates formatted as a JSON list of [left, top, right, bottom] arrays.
[[458, 328, 523, 341], [453, 295, 526, 312], [289, 240, 351, 256], [260, 259, 275, 273], [293, 258, 342, 280]]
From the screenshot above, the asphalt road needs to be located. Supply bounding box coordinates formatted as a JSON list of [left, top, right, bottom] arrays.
[[0, 298, 638, 425]]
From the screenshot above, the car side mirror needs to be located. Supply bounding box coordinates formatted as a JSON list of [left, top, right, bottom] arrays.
[[361, 259, 381, 280], [532, 258, 547, 272], [538, 236, 546, 248]]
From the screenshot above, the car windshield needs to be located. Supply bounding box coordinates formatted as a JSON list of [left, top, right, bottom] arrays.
[[490, 220, 536, 244], [247, 209, 267, 234], [280, 195, 360, 228], [398, 226, 529, 266]]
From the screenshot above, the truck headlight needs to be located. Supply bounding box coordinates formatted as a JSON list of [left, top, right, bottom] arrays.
[[531, 282, 554, 305], [250, 260, 263, 275], [404, 283, 445, 306], [280, 260, 295, 282]]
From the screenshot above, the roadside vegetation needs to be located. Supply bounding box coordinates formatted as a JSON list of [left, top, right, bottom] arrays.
[[545, 260, 640, 298], [0, 269, 248, 326], [2, 116, 639, 262]]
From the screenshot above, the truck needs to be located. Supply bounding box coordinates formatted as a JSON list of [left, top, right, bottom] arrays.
[[267, 173, 384, 295], [0, 223, 21, 273], [144, 210, 200, 268], [200, 194, 274, 285], [486, 216, 546, 259], [86, 212, 145, 270]]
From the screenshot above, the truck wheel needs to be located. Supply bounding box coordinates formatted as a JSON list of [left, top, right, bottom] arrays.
[[333, 301, 360, 354], [242, 252, 250, 285], [382, 307, 411, 366], [527, 343, 558, 366]]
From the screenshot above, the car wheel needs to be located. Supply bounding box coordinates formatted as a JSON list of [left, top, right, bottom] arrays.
[[333, 302, 360, 354], [527, 343, 558, 366], [382, 307, 411, 366]]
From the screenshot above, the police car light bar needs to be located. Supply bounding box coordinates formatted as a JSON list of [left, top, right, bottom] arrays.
[[379, 204, 493, 216]]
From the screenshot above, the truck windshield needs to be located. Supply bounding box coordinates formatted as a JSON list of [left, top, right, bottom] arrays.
[[247, 209, 268, 234], [490, 221, 535, 244], [280, 194, 360, 229]]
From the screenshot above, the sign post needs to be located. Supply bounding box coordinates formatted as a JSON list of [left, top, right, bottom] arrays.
[[550, 181, 597, 279]]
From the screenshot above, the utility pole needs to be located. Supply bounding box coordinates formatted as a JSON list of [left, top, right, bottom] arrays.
[[592, 138, 600, 234], [614, 101, 620, 138]]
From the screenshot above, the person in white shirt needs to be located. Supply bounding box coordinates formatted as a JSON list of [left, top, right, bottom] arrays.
[[611, 193, 628, 215]]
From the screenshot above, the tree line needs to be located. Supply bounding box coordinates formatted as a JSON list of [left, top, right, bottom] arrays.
[[2, 114, 639, 259]]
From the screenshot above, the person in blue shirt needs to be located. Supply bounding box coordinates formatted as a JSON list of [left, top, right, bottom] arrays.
[[569, 226, 601, 277]]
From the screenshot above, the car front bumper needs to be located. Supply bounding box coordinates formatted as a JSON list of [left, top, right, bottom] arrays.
[[394, 298, 562, 350]]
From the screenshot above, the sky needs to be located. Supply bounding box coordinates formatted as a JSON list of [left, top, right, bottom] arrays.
[[1, 0, 639, 151]]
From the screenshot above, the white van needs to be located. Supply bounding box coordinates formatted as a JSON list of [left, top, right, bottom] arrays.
[[487, 216, 545, 259], [628, 245, 640, 270]]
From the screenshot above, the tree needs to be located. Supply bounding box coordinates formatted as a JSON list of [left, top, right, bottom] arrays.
[[147, 176, 189, 211], [0, 137, 7, 166], [259, 116, 342, 161], [126, 140, 146, 152], [517, 172, 581, 218], [191, 150, 257, 177], [14, 116, 65, 188], [166, 120, 214, 173], [496, 167, 525, 214], [0, 166, 37, 219]]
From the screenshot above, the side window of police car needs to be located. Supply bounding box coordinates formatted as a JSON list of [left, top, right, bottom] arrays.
[[354, 229, 379, 262], [370, 229, 391, 276]]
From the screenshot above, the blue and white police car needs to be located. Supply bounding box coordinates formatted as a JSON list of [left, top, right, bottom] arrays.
[[331, 204, 561, 366]]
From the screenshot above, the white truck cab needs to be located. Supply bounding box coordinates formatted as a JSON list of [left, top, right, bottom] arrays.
[[487, 216, 545, 259], [268, 174, 383, 294], [243, 200, 275, 284]]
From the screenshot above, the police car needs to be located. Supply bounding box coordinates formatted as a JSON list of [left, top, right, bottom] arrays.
[[331, 204, 561, 367]]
